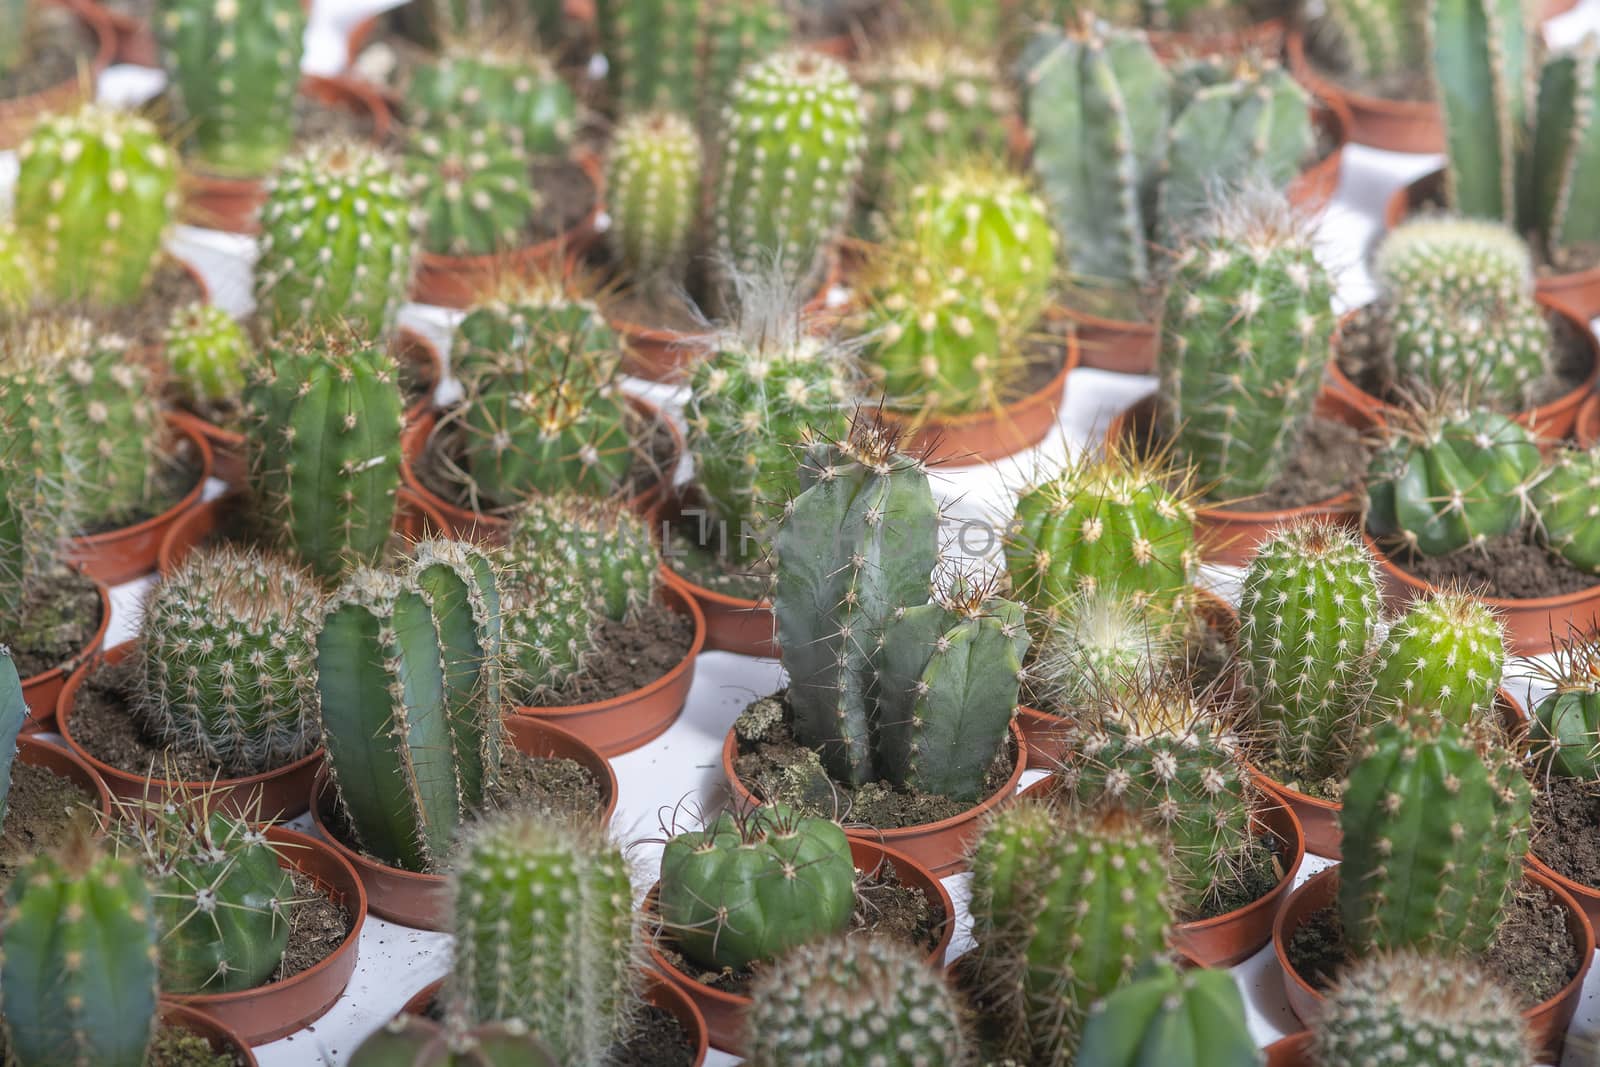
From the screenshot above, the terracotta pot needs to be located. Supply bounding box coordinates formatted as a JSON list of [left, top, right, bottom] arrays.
[[1147, 15, 1285, 61], [656, 492, 777, 658], [1579, 393, 1599, 448], [1285, 30, 1442, 154], [1060, 303, 1159, 375], [18, 575, 111, 731], [1174, 800, 1306, 968], [17, 733, 113, 820], [57, 642, 324, 821], [1264, 1033, 1312, 1067], [1285, 101, 1353, 219], [158, 1002, 259, 1067], [310, 715, 619, 929], [513, 577, 705, 756], [1272, 865, 1593, 1058], [0, 1, 113, 148], [410, 153, 605, 309], [167, 827, 366, 1045], [722, 718, 1027, 876], [643, 837, 956, 1054]]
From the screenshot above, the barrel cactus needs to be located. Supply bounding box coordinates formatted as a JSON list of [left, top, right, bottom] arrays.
[[1028, 589, 1176, 715], [163, 302, 255, 408], [500, 559, 601, 704], [1533, 443, 1600, 573], [605, 110, 702, 281], [406, 121, 540, 257], [506, 492, 657, 622], [1529, 630, 1600, 780], [406, 40, 578, 155], [1368, 590, 1506, 726], [1077, 960, 1262, 1067]]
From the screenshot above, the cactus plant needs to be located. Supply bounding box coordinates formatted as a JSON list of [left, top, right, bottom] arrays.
[[1322, 0, 1428, 83], [255, 139, 419, 336], [163, 302, 255, 409], [658, 804, 855, 971], [1533, 442, 1600, 573], [448, 813, 637, 1063], [744, 935, 968, 1066], [13, 102, 178, 307], [604, 110, 703, 281], [499, 559, 601, 704], [0, 221, 38, 319], [349, 1016, 560, 1067], [246, 333, 404, 579], [452, 281, 620, 387], [1368, 590, 1506, 726], [156, 0, 308, 177], [406, 120, 540, 257], [1529, 629, 1600, 780], [1028, 589, 1176, 715], [1077, 960, 1262, 1067], [0, 648, 27, 827], [506, 493, 656, 623], [406, 40, 578, 155], [58, 327, 160, 524]]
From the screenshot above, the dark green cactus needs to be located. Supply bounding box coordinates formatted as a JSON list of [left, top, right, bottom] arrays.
[[407, 41, 578, 155], [1077, 960, 1262, 1067], [1533, 443, 1600, 573], [56, 326, 161, 524], [1368, 590, 1506, 726], [0, 647, 27, 827], [1529, 630, 1600, 780], [452, 283, 620, 387], [605, 111, 703, 281], [507, 493, 657, 623], [163, 302, 256, 408], [1529, 39, 1600, 255], [406, 121, 540, 257], [348, 1016, 560, 1067]]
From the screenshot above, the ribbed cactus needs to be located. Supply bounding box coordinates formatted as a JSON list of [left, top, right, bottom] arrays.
[[453, 282, 619, 385], [1369, 590, 1506, 726], [1158, 192, 1332, 500], [134, 546, 322, 776], [507, 492, 657, 622], [163, 302, 255, 408], [1533, 443, 1600, 573], [658, 805, 855, 971], [500, 562, 600, 704], [969, 802, 1174, 1065], [59, 328, 160, 524], [407, 41, 577, 155], [1365, 405, 1542, 557], [1530, 631, 1600, 779], [255, 139, 418, 335], [1529, 39, 1600, 254], [745, 935, 968, 1066], [0, 330, 82, 607], [407, 121, 539, 257], [349, 1017, 560, 1067], [0, 828, 159, 1067], [246, 334, 404, 579], [409, 540, 506, 763], [0, 648, 27, 827], [1312, 950, 1533, 1067], [1077, 961, 1262, 1067], [1029, 589, 1175, 714], [13, 103, 178, 307], [448, 813, 637, 1064], [157, 0, 307, 178], [604, 111, 703, 281], [1324, 0, 1428, 82], [0, 221, 38, 318], [1339, 709, 1531, 955], [711, 48, 865, 295], [1237, 521, 1381, 784]]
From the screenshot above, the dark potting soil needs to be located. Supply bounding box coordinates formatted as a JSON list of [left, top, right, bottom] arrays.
[[77, 443, 204, 536], [1, 7, 97, 100], [1256, 754, 1344, 804], [524, 158, 595, 247], [1387, 528, 1598, 600], [0, 764, 100, 886], [0, 1018, 242, 1067], [524, 600, 694, 706], [664, 523, 774, 604], [84, 257, 208, 353], [602, 1005, 695, 1067], [732, 692, 1017, 829], [275, 868, 353, 982], [1286, 884, 1580, 1009], [1188, 835, 1284, 923], [5, 567, 103, 680], [1532, 776, 1600, 888], [69, 656, 233, 780]]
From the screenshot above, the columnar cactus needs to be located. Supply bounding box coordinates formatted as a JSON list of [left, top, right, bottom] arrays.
[[0, 828, 159, 1067], [744, 935, 968, 1066], [407, 121, 540, 257], [448, 813, 637, 1064], [0, 332, 82, 605], [13, 103, 178, 307], [157, 0, 308, 177], [1533, 443, 1600, 573], [1529, 631, 1600, 779], [605, 111, 703, 281], [1237, 521, 1381, 784], [1339, 709, 1531, 955], [1077, 961, 1262, 1067], [246, 334, 404, 579], [1324, 0, 1428, 82], [407, 42, 578, 155], [0, 648, 27, 827], [255, 139, 419, 335], [1529, 41, 1600, 254], [507, 493, 657, 622], [1369, 590, 1506, 726], [349, 1017, 560, 1067], [163, 302, 256, 408]]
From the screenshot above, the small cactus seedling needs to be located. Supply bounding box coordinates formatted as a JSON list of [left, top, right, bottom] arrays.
[[1529, 629, 1600, 780], [604, 110, 703, 281], [163, 302, 256, 408], [1368, 590, 1506, 726], [348, 1016, 559, 1067], [1077, 960, 1262, 1067], [406, 120, 540, 257], [658, 804, 856, 971], [1533, 443, 1600, 573], [406, 40, 578, 155], [0, 648, 28, 828], [506, 492, 657, 622]]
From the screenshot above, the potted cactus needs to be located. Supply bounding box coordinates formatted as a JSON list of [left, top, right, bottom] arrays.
[[0, 0, 112, 148], [1078, 959, 1264, 1067]]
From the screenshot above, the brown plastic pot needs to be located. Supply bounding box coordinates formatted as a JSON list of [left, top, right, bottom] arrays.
[[1264, 1033, 1312, 1067], [1147, 15, 1285, 61], [17, 733, 113, 821], [722, 718, 1027, 876], [310, 715, 619, 929], [1285, 29, 1442, 153], [57, 642, 325, 821], [18, 574, 111, 731], [159, 1002, 259, 1067], [1286, 101, 1353, 219], [1579, 393, 1599, 447], [0, 1, 113, 148], [514, 577, 705, 756], [1272, 865, 1593, 1059], [656, 492, 777, 658], [167, 826, 366, 1045], [643, 836, 956, 1055]]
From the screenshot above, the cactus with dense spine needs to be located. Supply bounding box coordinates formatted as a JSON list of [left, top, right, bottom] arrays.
[[407, 121, 540, 257], [448, 813, 637, 1063], [13, 103, 178, 307], [1368, 590, 1506, 726], [1529, 630, 1600, 780], [0, 828, 159, 1067], [1322, 0, 1428, 82], [349, 1016, 560, 1067], [246, 335, 404, 579], [1029, 589, 1176, 714], [163, 302, 255, 408], [134, 546, 322, 776], [407, 41, 577, 155], [1533, 443, 1600, 573], [658, 804, 855, 971], [157, 0, 307, 178], [0, 648, 26, 827], [1077, 960, 1262, 1067], [1237, 521, 1381, 784], [1339, 708, 1531, 955], [604, 111, 703, 281], [0, 221, 38, 318], [0, 327, 84, 606], [499, 561, 601, 704], [744, 935, 968, 1066], [507, 493, 657, 622], [59, 329, 161, 523], [255, 139, 419, 335]]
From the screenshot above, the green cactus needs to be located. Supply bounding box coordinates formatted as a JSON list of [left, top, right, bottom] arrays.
[[1077, 960, 1262, 1067], [1529, 630, 1600, 780], [1028, 589, 1176, 714], [1528, 39, 1600, 255], [448, 813, 637, 1064], [1323, 0, 1428, 82], [406, 120, 540, 257], [1339, 708, 1531, 956], [163, 302, 255, 409], [744, 935, 968, 1066], [255, 139, 419, 336], [245, 334, 404, 579], [499, 559, 601, 704], [506, 493, 657, 623], [1237, 521, 1381, 785], [58, 327, 161, 524], [13, 102, 178, 307], [604, 110, 703, 281], [1365, 404, 1543, 558], [452, 282, 620, 387], [0, 0, 28, 77], [658, 804, 855, 971], [349, 1016, 560, 1067], [1369, 590, 1506, 726], [0, 221, 39, 319], [0, 828, 159, 1067], [406, 41, 578, 155], [1158, 190, 1333, 501], [0, 648, 27, 827], [1533, 443, 1600, 573], [156, 0, 308, 178]]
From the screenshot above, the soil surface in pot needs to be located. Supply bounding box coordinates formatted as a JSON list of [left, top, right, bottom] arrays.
[[603, 1005, 696, 1067], [0, 763, 101, 885], [1187, 834, 1283, 922], [665, 521, 773, 603], [1300, 18, 1432, 101], [732, 691, 1016, 829], [1383, 528, 1597, 600], [6, 568, 102, 678], [1254, 753, 1343, 803], [1532, 776, 1600, 888], [1285, 883, 1580, 1008], [0, 1017, 244, 1067], [276, 867, 353, 981], [2, 9, 97, 100], [85, 258, 208, 352], [1403, 182, 1600, 279], [522, 600, 694, 706], [77, 445, 203, 536]]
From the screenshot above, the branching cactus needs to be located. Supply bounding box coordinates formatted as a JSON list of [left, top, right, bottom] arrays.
[[744, 935, 968, 1066], [407, 41, 578, 155], [968, 801, 1174, 1065], [658, 804, 855, 971], [157, 0, 307, 177], [1158, 190, 1333, 501], [1369, 590, 1506, 726], [1529, 630, 1600, 779], [408, 540, 506, 774], [0, 648, 27, 827], [1237, 521, 1381, 785], [407, 121, 539, 257], [0, 827, 159, 1067], [14, 103, 178, 307], [1313, 950, 1533, 1067], [1077, 960, 1262, 1067], [164, 302, 255, 408], [448, 813, 637, 1064], [605, 111, 703, 281], [499, 562, 600, 703], [255, 139, 418, 335], [349, 1016, 560, 1067], [1533, 443, 1600, 573], [1339, 708, 1531, 956], [246, 334, 404, 579], [507, 493, 657, 622], [1365, 404, 1543, 557], [1323, 0, 1428, 83]]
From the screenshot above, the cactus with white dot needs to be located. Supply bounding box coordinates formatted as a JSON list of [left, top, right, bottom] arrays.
[[1529, 630, 1600, 780], [452, 281, 620, 387], [156, 0, 307, 178], [13, 102, 178, 307], [163, 302, 255, 408], [0, 221, 38, 318], [448, 813, 637, 1065], [604, 110, 703, 281], [499, 557, 601, 705], [1534, 442, 1600, 573], [406, 41, 577, 155], [348, 1016, 560, 1067], [1369, 590, 1506, 726], [744, 935, 969, 1066], [507, 492, 657, 622], [407, 121, 540, 257], [1077, 960, 1263, 1067], [255, 139, 418, 336]]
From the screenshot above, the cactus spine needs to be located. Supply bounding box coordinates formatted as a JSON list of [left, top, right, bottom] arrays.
[[500, 563, 600, 704], [507, 493, 657, 623], [1077, 960, 1262, 1067], [407, 121, 539, 257], [605, 111, 703, 281], [1029, 590, 1176, 714], [407, 42, 578, 155], [1530, 631, 1600, 780], [0, 221, 39, 318], [163, 302, 255, 408], [1533, 443, 1600, 573], [1369, 590, 1506, 726]]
